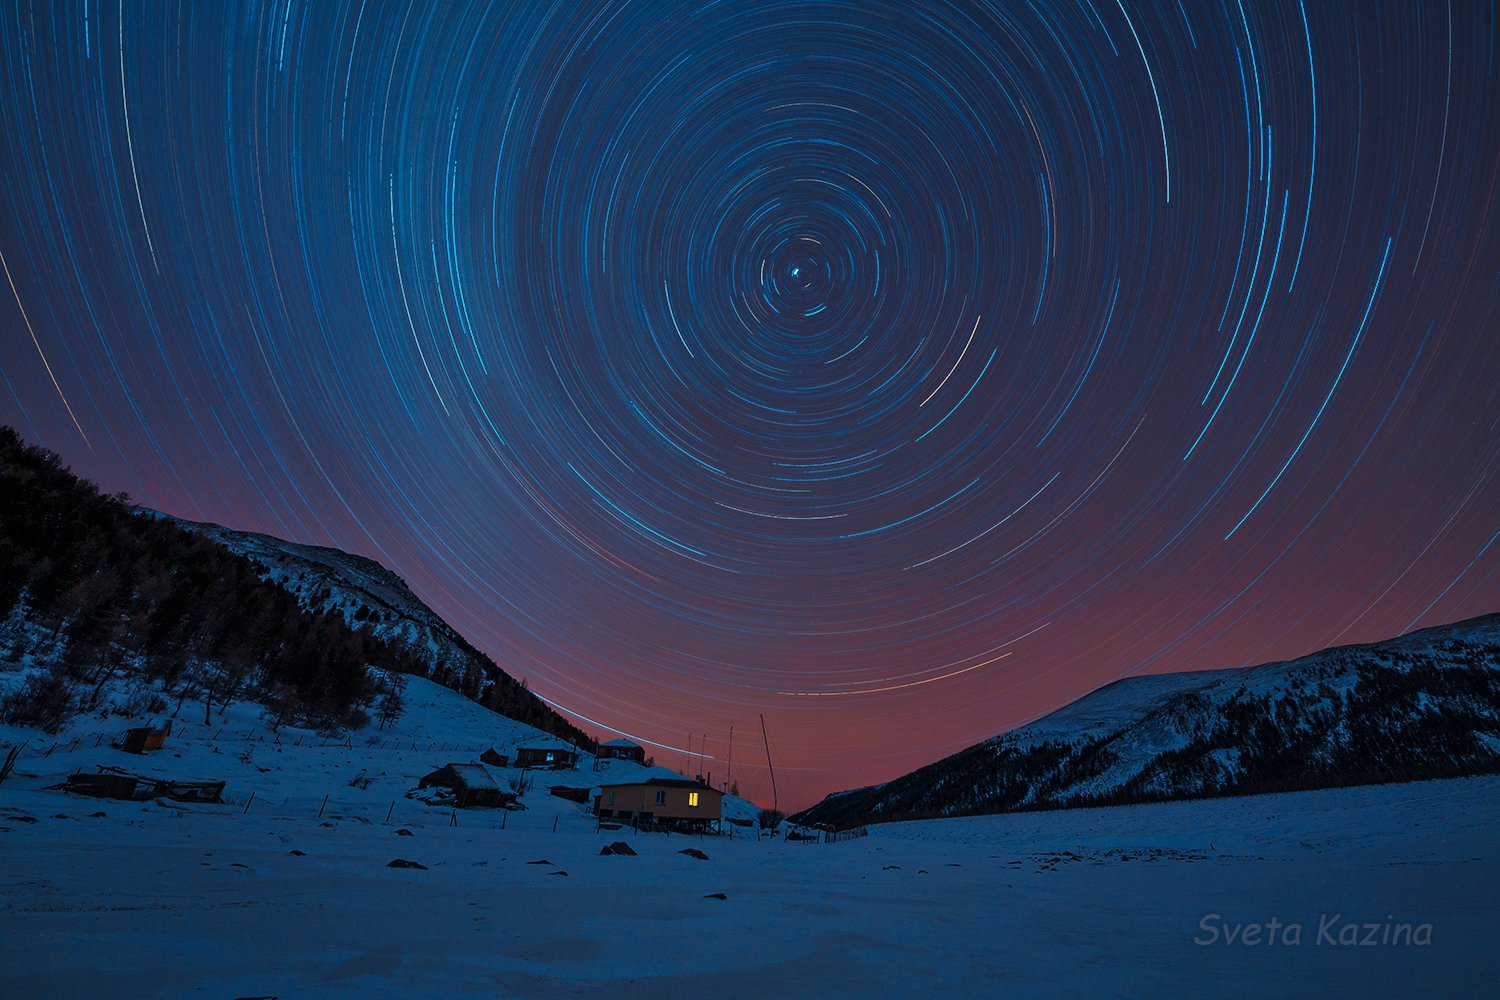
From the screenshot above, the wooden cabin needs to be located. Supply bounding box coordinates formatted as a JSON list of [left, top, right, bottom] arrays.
[[479, 747, 510, 768], [598, 738, 645, 763], [514, 737, 577, 770], [417, 763, 507, 808], [594, 778, 723, 832]]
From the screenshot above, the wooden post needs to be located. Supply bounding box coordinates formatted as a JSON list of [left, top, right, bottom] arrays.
[[450, 808, 457, 828], [502, 810, 507, 830], [0, 742, 24, 785], [318, 794, 329, 818], [552, 816, 558, 833], [385, 801, 395, 824], [243, 791, 255, 814]]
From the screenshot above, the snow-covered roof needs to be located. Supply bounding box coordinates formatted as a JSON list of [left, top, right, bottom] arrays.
[[429, 763, 497, 790], [516, 736, 573, 751], [601, 738, 642, 749]]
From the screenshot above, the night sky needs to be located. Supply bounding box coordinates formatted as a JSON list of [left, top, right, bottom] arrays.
[[2, 2, 1498, 809]]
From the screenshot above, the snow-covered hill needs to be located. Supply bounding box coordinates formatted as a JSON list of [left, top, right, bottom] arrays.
[[156, 512, 592, 747], [0, 666, 762, 831], [796, 613, 1500, 828]]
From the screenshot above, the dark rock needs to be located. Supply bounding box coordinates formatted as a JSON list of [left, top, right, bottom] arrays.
[[600, 841, 637, 856], [704, 892, 727, 900], [548, 870, 568, 877], [678, 848, 709, 861], [387, 858, 427, 870], [395, 828, 414, 837], [526, 859, 552, 865]]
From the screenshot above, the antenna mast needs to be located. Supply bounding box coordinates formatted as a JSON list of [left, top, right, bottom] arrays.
[[760, 714, 778, 815]]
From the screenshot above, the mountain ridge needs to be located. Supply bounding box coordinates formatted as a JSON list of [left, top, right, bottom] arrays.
[[793, 612, 1500, 828], [156, 512, 595, 749]]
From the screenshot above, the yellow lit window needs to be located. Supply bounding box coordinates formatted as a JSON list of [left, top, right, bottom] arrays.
[[688, 792, 699, 807]]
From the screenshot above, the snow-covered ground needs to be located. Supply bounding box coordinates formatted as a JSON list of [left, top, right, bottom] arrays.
[[2, 674, 1497, 997]]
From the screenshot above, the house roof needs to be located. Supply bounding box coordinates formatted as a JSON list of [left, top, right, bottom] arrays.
[[598, 777, 720, 792], [601, 738, 642, 749], [516, 736, 573, 751], [427, 763, 497, 790]]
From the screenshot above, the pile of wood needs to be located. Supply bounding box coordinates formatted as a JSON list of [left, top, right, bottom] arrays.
[[62, 766, 224, 803]]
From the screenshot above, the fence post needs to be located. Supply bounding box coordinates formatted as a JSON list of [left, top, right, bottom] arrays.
[[450, 808, 457, 828], [552, 816, 558, 834], [385, 801, 395, 824], [318, 794, 329, 818], [243, 791, 255, 814]]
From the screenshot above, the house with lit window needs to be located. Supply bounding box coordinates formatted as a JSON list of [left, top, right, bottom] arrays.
[[594, 777, 723, 832], [514, 736, 579, 770], [598, 738, 646, 763]]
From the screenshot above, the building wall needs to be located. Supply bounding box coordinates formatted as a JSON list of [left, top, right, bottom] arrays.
[[516, 748, 575, 768], [598, 784, 723, 821]]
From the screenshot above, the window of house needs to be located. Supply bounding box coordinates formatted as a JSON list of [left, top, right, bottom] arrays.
[[654, 790, 666, 806], [688, 792, 699, 807], [606, 791, 615, 806]]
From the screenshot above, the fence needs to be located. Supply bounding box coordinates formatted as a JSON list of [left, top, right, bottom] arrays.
[[784, 824, 869, 845]]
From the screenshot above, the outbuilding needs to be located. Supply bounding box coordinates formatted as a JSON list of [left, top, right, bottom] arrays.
[[479, 747, 510, 768], [417, 763, 506, 808], [598, 738, 645, 763], [118, 721, 171, 755]]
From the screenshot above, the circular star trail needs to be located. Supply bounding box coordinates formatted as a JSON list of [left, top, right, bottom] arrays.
[[2, 1, 1497, 807]]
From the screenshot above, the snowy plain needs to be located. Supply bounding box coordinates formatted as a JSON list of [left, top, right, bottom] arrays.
[[2, 674, 1497, 998]]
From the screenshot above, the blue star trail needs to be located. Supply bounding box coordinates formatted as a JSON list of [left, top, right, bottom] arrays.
[[1, 1, 1497, 806]]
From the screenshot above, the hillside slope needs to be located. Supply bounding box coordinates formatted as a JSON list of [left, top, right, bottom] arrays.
[[159, 513, 590, 747], [794, 614, 1500, 827]]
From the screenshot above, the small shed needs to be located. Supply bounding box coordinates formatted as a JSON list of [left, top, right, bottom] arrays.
[[598, 738, 645, 763], [417, 763, 505, 808], [479, 747, 510, 768], [550, 785, 593, 803], [119, 721, 172, 755], [514, 737, 577, 770]]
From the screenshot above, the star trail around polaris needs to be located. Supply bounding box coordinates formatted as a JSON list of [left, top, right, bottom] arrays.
[[2, 1, 1497, 807]]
